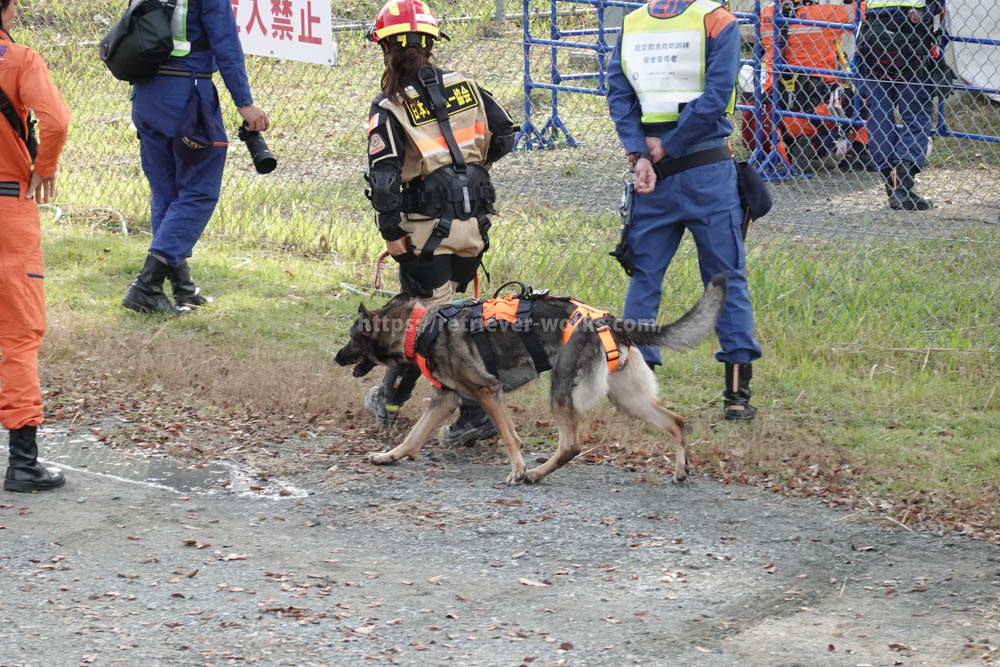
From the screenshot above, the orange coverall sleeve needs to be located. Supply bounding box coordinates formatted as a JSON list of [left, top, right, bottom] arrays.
[[0, 41, 70, 183], [16, 48, 71, 180]]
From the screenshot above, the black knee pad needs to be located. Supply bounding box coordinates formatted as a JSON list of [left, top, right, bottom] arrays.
[[397, 254, 451, 299]]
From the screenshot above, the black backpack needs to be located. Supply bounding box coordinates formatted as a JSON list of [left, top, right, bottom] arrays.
[[99, 0, 177, 83]]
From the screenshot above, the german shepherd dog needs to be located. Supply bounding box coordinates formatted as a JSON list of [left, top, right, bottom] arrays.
[[334, 275, 727, 485]]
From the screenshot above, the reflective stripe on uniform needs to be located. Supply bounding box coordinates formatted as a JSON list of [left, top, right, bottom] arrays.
[[170, 0, 192, 57], [413, 121, 486, 158]]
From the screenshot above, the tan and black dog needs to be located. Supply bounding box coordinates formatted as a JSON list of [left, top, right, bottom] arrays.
[[334, 275, 728, 485]]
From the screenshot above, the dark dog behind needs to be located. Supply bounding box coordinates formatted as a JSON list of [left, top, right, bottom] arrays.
[[335, 275, 728, 484]]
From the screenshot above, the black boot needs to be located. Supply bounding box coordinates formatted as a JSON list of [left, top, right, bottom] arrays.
[[838, 141, 876, 172], [896, 161, 931, 210], [169, 260, 211, 309], [881, 164, 931, 211], [723, 362, 756, 421], [123, 254, 181, 315], [440, 399, 498, 446], [5, 425, 65, 493], [785, 135, 814, 175], [363, 365, 422, 428]]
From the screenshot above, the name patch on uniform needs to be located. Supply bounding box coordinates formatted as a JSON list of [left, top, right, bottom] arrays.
[[404, 81, 480, 126]]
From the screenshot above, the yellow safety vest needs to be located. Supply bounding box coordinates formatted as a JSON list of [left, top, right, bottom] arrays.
[[622, 0, 736, 123]]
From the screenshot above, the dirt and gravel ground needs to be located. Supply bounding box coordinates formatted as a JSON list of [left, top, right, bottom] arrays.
[[2, 423, 998, 667]]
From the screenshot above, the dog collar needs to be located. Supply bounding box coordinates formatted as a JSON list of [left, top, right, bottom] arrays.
[[403, 306, 427, 361]]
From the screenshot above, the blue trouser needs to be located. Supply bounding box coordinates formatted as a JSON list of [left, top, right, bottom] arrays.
[[623, 158, 762, 366], [865, 78, 933, 171], [131, 75, 227, 267]]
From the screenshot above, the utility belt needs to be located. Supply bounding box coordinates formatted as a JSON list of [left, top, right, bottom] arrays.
[[641, 119, 678, 134], [652, 145, 732, 181], [0, 181, 20, 198], [401, 163, 497, 261], [157, 65, 213, 79]]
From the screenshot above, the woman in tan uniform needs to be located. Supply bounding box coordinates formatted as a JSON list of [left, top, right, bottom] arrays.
[[362, 0, 518, 445]]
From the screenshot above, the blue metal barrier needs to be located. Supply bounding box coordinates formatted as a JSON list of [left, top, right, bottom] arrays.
[[516, 0, 1000, 166], [517, 0, 643, 149]]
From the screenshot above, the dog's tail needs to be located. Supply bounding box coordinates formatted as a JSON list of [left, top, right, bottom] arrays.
[[618, 274, 729, 352]]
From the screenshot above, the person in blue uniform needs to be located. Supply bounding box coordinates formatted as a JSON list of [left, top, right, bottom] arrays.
[[857, 0, 942, 211], [124, 0, 269, 314], [606, 0, 762, 420]]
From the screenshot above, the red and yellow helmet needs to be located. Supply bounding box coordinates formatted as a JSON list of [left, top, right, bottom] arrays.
[[370, 0, 442, 48]]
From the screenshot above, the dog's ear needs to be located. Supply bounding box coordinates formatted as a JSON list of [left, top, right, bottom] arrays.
[[356, 304, 379, 338]]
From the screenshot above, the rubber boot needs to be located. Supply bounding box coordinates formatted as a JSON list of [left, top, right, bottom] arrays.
[[364, 365, 422, 428], [123, 254, 182, 315], [440, 399, 498, 446], [723, 362, 756, 421], [169, 260, 211, 310], [4, 426, 65, 493]]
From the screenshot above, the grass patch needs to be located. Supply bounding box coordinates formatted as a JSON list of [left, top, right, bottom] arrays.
[[38, 215, 1000, 541], [14, 0, 999, 542]]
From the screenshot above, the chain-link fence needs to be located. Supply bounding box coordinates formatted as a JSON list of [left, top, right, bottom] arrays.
[[18, 0, 1000, 352]]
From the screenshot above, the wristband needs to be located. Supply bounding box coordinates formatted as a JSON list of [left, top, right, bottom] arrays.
[[629, 151, 653, 165]]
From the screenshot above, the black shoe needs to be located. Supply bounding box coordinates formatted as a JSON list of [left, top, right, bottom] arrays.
[[5, 426, 65, 493], [169, 260, 212, 310], [364, 386, 400, 428], [785, 135, 814, 175], [363, 366, 422, 428], [123, 254, 183, 315], [838, 141, 876, 172], [723, 362, 757, 421], [440, 402, 498, 445]]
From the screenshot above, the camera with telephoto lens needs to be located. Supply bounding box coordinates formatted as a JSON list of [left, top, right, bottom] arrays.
[[238, 121, 277, 174]]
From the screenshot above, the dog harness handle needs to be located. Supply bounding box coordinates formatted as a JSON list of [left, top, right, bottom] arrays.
[[562, 300, 621, 373]]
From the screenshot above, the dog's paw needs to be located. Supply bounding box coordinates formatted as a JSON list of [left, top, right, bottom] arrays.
[[523, 468, 542, 484], [505, 467, 527, 485], [671, 468, 689, 484], [370, 451, 397, 466]]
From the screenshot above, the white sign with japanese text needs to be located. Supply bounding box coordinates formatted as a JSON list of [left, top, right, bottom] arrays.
[[231, 0, 336, 66]]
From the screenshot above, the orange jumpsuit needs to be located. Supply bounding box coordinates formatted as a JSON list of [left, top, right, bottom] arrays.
[[759, 2, 866, 141], [0, 30, 70, 431]]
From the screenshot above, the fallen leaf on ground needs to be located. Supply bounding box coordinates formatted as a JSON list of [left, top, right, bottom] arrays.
[[518, 578, 549, 587]]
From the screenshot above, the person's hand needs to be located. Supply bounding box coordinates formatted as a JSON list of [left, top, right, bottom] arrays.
[[645, 136, 667, 163], [633, 157, 656, 194], [26, 171, 56, 204], [386, 237, 409, 256], [237, 104, 269, 132]]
